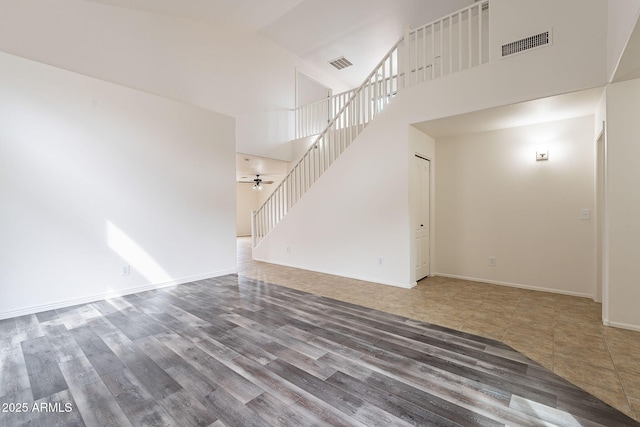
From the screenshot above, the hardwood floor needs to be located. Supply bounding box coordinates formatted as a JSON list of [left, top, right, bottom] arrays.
[[1, 271, 639, 426]]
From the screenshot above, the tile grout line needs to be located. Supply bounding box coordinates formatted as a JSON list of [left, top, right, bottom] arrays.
[[604, 332, 637, 419]]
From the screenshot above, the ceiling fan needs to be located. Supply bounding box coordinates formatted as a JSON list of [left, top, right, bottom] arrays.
[[238, 174, 274, 190]]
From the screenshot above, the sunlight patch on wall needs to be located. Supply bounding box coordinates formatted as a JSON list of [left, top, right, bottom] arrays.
[[106, 221, 172, 284]]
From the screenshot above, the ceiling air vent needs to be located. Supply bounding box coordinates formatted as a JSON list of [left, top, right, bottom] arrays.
[[501, 30, 551, 58], [329, 56, 353, 70]]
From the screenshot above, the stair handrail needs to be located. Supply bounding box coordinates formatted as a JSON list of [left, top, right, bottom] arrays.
[[252, 0, 491, 247], [289, 37, 402, 177], [296, 87, 358, 139], [252, 37, 403, 246]]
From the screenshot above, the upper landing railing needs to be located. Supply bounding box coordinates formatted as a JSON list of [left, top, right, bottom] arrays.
[[404, 0, 489, 86], [296, 1, 489, 140], [253, 1, 489, 246]]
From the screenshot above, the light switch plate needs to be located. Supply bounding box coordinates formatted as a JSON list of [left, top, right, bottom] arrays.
[[580, 209, 591, 220]]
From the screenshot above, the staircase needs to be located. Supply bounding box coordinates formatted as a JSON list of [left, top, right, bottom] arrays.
[[252, 0, 489, 247]]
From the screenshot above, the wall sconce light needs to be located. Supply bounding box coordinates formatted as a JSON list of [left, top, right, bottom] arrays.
[[536, 149, 549, 161]]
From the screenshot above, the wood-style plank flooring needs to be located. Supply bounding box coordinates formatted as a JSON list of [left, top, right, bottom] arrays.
[[237, 237, 640, 420], [1, 274, 639, 426]]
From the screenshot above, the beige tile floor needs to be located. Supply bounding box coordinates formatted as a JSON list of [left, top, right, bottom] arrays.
[[238, 237, 640, 420]]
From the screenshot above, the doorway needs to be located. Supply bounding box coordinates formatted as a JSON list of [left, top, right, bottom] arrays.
[[414, 155, 430, 281]]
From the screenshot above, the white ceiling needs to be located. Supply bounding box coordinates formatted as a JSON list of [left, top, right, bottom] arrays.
[[236, 153, 288, 182], [83, 0, 306, 32], [413, 87, 604, 139], [259, 0, 474, 87]]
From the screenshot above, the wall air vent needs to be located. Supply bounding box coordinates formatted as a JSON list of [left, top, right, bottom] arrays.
[[329, 56, 353, 70], [501, 30, 551, 58]]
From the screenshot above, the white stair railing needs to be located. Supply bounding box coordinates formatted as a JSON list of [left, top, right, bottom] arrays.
[[404, 0, 489, 87], [296, 88, 357, 139], [253, 0, 490, 247], [295, 1, 489, 138], [253, 39, 401, 246]]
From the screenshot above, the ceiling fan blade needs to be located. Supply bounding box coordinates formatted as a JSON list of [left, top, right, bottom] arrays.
[[237, 174, 276, 184]]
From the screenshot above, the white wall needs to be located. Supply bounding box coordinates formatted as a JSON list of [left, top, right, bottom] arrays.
[[237, 184, 259, 236], [393, 0, 608, 129], [434, 116, 596, 297], [605, 78, 640, 329], [253, 0, 609, 289], [607, 0, 640, 81], [0, 0, 349, 161], [253, 105, 414, 288], [297, 72, 331, 107], [491, 0, 606, 76], [0, 52, 237, 318]]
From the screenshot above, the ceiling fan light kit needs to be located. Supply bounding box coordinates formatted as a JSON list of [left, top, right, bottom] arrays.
[[253, 174, 262, 191], [239, 174, 274, 190]]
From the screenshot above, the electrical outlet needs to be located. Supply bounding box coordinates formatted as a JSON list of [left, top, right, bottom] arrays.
[[378, 258, 384, 266], [286, 246, 291, 254], [489, 257, 496, 267], [122, 265, 131, 276]]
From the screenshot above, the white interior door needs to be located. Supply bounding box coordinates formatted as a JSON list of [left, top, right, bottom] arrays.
[[415, 155, 430, 281]]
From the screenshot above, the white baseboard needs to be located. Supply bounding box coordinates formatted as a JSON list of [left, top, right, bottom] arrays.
[[603, 319, 640, 332], [433, 272, 594, 299], [252, 257, 416, 289], [0, 269, 236, 320]]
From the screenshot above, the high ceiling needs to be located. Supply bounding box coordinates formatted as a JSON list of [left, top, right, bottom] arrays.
[[83, 0, 307, 32], [84, 0, 474, 87], [78, 0, 640, 179], [259, 0, 474, 87], [236, 153, 288, 182]]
